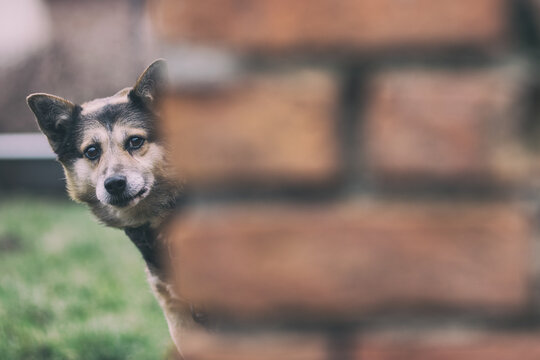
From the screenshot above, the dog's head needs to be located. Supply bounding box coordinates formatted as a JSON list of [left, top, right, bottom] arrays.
[[27, 60, 175, 226]]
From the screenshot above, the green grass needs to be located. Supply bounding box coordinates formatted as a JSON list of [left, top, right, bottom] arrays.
[[0, 196, 172, 359]]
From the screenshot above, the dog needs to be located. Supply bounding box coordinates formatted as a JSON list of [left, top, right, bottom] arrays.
[[27, 59, 202, 355]]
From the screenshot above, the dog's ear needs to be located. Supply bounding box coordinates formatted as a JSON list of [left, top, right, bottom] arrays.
[[130, 59, 168, 112], [26, 93, 76, 153]]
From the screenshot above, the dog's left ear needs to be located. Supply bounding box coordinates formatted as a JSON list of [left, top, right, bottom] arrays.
[[130, 59, 168, 112]]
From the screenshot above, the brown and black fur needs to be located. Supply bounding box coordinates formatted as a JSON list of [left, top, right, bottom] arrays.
[[27, 60, 200, 355]]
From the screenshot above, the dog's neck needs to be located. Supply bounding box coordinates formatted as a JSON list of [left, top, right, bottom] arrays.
[[122, 191, 180, 277], [124, 223, 166, 275]]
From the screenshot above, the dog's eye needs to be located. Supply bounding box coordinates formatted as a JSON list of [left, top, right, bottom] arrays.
[[127, 136, 145, 150], [84, 146, 100, 160]]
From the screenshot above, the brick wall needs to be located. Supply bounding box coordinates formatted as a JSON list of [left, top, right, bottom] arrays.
[[149, 0, 540, 358]]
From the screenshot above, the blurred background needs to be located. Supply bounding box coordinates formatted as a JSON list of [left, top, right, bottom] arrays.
[[5, 0, 540, 359], [0, 0, 173, 359]]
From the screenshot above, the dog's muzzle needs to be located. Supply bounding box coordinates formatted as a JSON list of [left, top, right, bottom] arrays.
[[104, 175, 147, 207]]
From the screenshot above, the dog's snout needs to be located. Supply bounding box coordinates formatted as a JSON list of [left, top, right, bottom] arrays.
[[104, 176, 127, 195]]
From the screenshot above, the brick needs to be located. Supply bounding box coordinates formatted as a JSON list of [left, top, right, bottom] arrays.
[[169, 201, 530, 320], [160, 70, 339, 188], [177, 330, 327, 360], [148, 0, 506, 51], [529, 0, 540, 39], [358, 331, 540, 360], [362, 67, 527, 184]]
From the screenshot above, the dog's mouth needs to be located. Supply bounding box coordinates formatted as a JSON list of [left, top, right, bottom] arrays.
[[109, 187, 148, 208]]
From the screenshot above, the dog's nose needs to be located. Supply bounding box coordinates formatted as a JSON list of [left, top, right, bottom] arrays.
[[104, 176, 127, 195]]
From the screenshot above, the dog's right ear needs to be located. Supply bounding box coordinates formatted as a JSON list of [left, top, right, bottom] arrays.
[[27, 93, 76, 153]]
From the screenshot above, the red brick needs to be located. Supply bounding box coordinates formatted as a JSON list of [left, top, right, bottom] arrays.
[[148, 0, 506, 51], [362, 67, 526, 184], [160, 70, 339, 188], [169, 201, 530, 320], [358, 331, 540, 360], [178, 330, 327, 360]]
